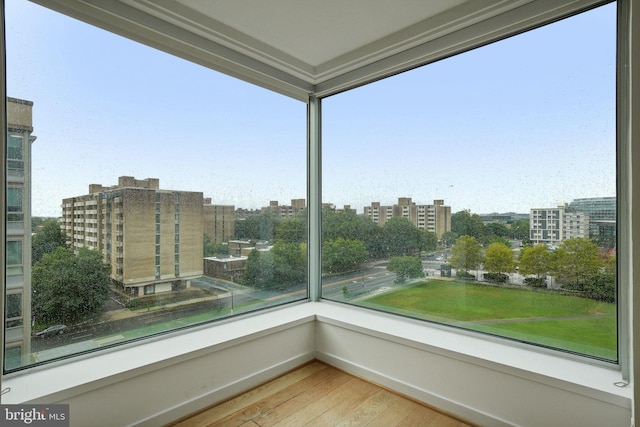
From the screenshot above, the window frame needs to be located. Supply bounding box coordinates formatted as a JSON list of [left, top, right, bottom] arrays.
[[315, 0, 627, 371], [0, 0, 630, 383]]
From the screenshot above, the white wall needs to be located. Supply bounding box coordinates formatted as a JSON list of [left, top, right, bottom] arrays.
[[315, 309, 631, 427], [4, 303, 630, 427]]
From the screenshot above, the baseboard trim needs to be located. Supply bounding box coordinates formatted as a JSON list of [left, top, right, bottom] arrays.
[[316, 352, 515, 427], [136, 352, 315, 427]]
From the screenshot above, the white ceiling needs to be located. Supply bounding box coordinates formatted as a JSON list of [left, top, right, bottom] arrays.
[[32, 0, 609, 100]]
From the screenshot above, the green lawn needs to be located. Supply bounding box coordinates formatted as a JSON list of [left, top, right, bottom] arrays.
[[359, 280, 616, 360]]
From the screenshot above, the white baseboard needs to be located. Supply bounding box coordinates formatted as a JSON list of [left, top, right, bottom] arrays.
[[316, 352, 511, 427], [135, 352, 315, 427]]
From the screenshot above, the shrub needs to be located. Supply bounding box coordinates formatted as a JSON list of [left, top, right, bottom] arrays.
[[483, 272, 509, 283], [582, 273, 615, 303], [524, 277, 547, 288], [456, 270, 475, 280]]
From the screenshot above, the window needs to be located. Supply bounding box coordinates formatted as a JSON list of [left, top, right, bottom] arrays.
[[6, 187, 23, 221], [5, 293, 22, 328], [7, 133, 23, 175], [4, 0, 307, 372], [5, 240, 22, 276], [6, 240, 22, 266], [322, 3, 617, 361]]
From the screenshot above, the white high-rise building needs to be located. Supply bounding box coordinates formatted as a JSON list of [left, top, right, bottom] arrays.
[[530, 204, 590, 246]]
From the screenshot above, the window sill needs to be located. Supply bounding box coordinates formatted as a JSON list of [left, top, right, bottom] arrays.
[[1, 301, 631, 426], [2, 302, 316, 404], [314, 301, 631, 411]]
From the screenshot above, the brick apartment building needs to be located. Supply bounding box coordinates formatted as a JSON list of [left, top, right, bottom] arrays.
[[62, 176, 203, 296]]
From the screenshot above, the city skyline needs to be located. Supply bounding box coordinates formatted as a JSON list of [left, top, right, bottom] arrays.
[[6, 1, 616, 218]]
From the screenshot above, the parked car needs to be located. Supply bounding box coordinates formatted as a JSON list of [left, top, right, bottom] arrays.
[[34, 324, 66, 338]]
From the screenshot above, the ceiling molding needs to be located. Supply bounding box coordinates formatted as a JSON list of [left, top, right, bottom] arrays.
[[29, 0, 611, 101]]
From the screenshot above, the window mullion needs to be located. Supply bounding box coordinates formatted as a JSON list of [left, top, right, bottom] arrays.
[[307, 96, 321, 302]]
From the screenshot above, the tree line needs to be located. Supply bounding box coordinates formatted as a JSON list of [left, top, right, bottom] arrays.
[[237, 209, 439, 289], [448, 234, 615, 302]]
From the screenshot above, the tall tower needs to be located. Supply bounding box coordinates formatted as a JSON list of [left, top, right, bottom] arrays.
[[5, 97, 35, 369]]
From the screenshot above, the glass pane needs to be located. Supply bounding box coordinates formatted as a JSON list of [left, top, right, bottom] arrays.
[[322, 4, 617, 361], [6, 293, 22, 319], [4, 0, 307, 371], [7, 133, 23, 160], [7, 187, 22, 212], [6, 240, 22, 265]]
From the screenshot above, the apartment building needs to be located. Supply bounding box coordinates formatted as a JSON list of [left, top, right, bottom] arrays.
[[203, 199, 235, 244], [5, 97, 35, 369], [363, 198, 451, 238], [62, 176, 203, 297], [262, 199, 306, 217], [530, 204, 590, 246]]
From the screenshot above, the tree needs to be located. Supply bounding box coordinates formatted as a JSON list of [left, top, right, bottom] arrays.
[[234, 211, 279, 241], [553, 238, 604, 288], [32, 247, 110, 325], [485, 222, 509, 240], [440, 231, 458, 248], [582, 253, 615, 302], [449, 235, 484, 274], [322, 238, 367, 275], [484, 242, 515, 277], [417, 230, 438, 253], [382, 217, 421, 256], [203, 234, 229, 257], [387, 256, 424, 283], [241, 249, 274, 288], [489, 236, 511, 247], [275, 217, 306, 243], [32, 219, 67, 265], [510, 220, 530, 241], [32, 216, 57, 233], [519, 244, 552, 279], [322, 209, 383, 259], [451, 211, 485, 241], [272, 242, 307, 287]]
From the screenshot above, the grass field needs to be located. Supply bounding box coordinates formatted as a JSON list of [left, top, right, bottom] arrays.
[[359, 279, 616, 360]]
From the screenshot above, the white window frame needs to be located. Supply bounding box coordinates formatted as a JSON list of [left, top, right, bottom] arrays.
[[0, 0, 637, 425]]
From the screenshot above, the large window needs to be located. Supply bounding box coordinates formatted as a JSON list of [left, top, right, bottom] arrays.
[[322, 3, 617, 361], [4, 0, 307, 372]]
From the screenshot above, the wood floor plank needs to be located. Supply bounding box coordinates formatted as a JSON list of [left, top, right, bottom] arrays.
[[252, 367, 353, 426], [171, 362, 327, 427], [395, 404, 443, 427], [170, 362, 476, 427], [299, 378, 381, 427], [212, 363, 347, 427], [359, 392, 419, 427], [271, 377, 374, 427], [332, 388, 398, 426]]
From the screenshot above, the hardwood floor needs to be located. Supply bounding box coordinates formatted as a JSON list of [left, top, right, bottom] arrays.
[[169, 361, 475, 427]]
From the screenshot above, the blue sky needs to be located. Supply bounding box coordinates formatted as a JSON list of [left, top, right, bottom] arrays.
[[6, 0, 616, 217]]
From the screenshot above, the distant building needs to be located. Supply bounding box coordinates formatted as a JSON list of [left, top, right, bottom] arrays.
[[203, 255, 247, 281], [203, 199, 235, 243], [62, 176, 203, 297], [228, 239, 254, 256], [479, 212, 529, 224], [262, 199, 306, 217], [335, 205, 356, 214], [529, 204, 589, 246], [363, 198, 451, 238], [569, 197, 616, 246], [5, 97, 36, 369]]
